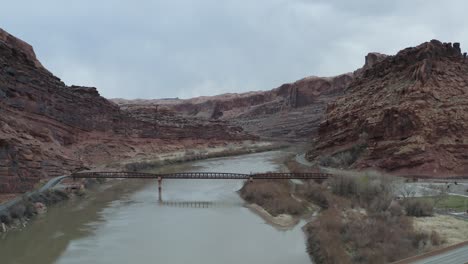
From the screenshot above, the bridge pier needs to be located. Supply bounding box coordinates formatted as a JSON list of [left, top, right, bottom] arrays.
[[158, 177, 162, 202]]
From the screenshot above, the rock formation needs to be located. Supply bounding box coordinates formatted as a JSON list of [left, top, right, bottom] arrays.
[[0, 28, 253, 193], [307, 40, 468, 176]]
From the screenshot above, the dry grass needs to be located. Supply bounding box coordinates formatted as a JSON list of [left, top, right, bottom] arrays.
[[413, 214, 468, 245], [297, 181, 331, 209], [239, 180, 306, 216], [305, 208, 352, 264], [303, 174, 441, 264]]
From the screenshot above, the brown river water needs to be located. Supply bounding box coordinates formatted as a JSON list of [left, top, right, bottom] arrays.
[[0, 151, 311, 264]]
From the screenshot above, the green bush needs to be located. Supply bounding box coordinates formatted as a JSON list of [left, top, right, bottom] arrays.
[[404, 199, 433, 217]]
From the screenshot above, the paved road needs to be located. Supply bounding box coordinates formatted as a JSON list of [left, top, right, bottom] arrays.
[[412, 244, 468, 264], [393, 242, 468, 264], [0, 175, 69, 214], [295, 153, 314, 167]]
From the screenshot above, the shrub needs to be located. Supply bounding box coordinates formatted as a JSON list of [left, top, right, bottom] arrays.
[[9, 204, 26, 219], [318, 155, 334, 167], [304, 174, 435, 264], [52, 189, 69, 200], [0, 213, 12, 225], [299, 181, 329, 209], [430, 230, 444, 246], [305, 208, 351, 264], [404, 199, 433, 217], [330, 175, 358, 197], [387, 200, 404, 216], [329, 174, 397, 212], [239, 180, 306, 216], [412, 232, 429, 248], [318, 143, 367, 168], [24, 200, 37, 217]]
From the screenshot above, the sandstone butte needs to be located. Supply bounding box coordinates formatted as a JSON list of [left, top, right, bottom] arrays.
[[308, 40, 468, 177], [1, 27, 467, 194]]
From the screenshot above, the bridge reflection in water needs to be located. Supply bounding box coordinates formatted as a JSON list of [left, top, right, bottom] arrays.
[[157, 200, 242, 208]]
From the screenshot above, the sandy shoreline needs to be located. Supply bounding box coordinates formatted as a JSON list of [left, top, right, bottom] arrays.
[[245, 203, 300, 229]]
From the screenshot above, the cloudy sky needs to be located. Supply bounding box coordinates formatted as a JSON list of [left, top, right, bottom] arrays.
[[2, 0, 467, 99]]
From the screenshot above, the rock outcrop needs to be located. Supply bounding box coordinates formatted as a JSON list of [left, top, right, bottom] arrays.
[[0, 28, 46, 71], [0, 28, 253, 193], [307, 40, 468, 176]]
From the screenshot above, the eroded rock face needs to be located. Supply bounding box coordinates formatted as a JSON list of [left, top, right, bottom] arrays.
[[353, 52, 388, 77], [115, 73, 355, 140], [0, 28, 253, 193], [308, 40, 468, 176], [0, 28, 46, 71]]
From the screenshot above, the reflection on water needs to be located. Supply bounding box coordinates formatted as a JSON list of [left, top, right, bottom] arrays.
[[0, 151, 310, 264], [158, 200, 243, 208]]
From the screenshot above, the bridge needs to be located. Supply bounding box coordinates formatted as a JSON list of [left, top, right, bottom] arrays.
[[71, 171, 331, 180], [71, 171, 331, 199]]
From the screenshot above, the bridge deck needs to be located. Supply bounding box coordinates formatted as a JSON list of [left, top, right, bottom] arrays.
[[71, 171, 331, 180]]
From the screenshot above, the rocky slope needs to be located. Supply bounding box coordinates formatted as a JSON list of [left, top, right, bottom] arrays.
[[307, 40, 468, 176], [0, 28, 253, 193]]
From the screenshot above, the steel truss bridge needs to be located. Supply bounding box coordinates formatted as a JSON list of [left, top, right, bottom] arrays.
[[71, 171, 331, 180]]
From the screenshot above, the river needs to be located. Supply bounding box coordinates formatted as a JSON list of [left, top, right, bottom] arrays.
[[0, 151, 311, 264]]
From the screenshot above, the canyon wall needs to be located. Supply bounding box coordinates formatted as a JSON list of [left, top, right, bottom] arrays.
[[0, 28, 252, 193], [308, 40, 468, 176]]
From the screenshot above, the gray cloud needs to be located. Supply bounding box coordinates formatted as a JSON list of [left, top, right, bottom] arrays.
[[2, 0, 467, 99]]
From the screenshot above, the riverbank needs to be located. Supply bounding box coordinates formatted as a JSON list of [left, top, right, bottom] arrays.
[[239, 178, 320, 230], [0, 187, 72, 233], [118, 140, 288, 172], [245, 203, 300, 228]]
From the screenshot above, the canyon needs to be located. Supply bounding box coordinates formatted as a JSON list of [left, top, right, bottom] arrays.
[[0, 28, 253, 193], [1, 27, 467, 194], [117, 41, 468, 177]]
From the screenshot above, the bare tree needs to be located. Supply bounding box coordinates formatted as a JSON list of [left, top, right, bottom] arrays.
[[424, 183, 449, 207], [397, 182, 417, 200]]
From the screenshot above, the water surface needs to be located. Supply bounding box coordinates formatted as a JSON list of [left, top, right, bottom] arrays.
[[0, 151, 310, 264]]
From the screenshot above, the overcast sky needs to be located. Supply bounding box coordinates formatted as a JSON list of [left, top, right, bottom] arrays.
[[2, 0, 467, 99]]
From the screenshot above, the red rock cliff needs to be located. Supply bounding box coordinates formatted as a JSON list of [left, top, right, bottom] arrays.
[[0, 28, 253, 193], [308, 40, 468, 176]]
